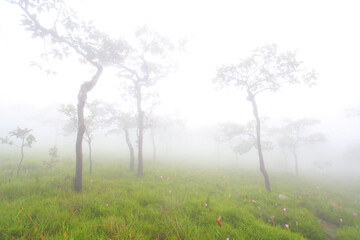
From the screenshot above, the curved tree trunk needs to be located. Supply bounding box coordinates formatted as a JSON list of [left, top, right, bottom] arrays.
[[136, 84, 144, 177], [248, 93, 271, 193], [124, 127, 135, 171], [75, 65, 103, 192]]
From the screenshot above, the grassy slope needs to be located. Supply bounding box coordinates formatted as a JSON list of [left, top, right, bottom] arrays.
[[0, 159, 359, 240]]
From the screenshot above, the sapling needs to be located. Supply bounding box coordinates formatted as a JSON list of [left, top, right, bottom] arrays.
[[1, 127, 36, 176]]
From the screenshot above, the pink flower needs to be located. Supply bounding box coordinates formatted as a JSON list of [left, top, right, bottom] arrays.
[[353, 212, 357, 216], [252, 200, 256, 203], [331, 202, 336, 207], [106, 203, 109, 208], [296, 221, 298, 226], [339, 218, 343, 222], [205, 203, 208, 207], [90, 179, 94, 183], [283, 208, 286, 212], [285, 224, 289, 229], [227, 238, 229, 240]]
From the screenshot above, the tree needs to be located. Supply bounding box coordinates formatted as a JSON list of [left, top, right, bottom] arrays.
[[218, 120, 272, 155], [145, 114, 185, 163], [276, 118, 326, 176], [59, 101, 108, 174], [105, 104, 137, 171], [115, 26, 179, 177], [1, 127, 36, 176], [43, 146, 59, 169], [214, 44, 316, 192], [6, 0, 127, 191]]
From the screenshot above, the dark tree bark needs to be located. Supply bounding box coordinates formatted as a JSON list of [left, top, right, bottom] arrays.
[[248, 92, 271, 193], [136, 84, 144, 177], [75, 65, 102, 192], [124, 127, 135, 171]]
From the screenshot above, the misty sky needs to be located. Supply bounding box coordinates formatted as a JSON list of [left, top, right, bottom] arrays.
[[0, 0, 359, 130]]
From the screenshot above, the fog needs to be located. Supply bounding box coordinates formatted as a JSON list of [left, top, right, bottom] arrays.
[[0, 0, 359, 182]]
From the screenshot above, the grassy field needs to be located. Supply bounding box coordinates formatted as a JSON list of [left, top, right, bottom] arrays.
[[0, 158, 359, 239]]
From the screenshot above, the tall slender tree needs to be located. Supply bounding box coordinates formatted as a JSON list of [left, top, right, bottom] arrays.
[[115, 26, 179, 177], [214, 44, 316, 192], [6, 0, 127, 191]]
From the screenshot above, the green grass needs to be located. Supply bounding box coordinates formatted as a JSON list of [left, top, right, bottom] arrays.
[[0, 159, 359, 239]]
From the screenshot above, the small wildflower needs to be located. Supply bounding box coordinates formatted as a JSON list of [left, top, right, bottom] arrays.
[[339, 218, 343, 222], [216, 216, 221, 227], [331, 202, 337, 207], [283, 208, 286, 212], [90, 179, 94, 183], [227, 238, 229, 240], [106, 203, 109, 208], [296, 221, 298, 226], [204, 203, 208, 207], [353, 212, 357, 216], [228, 194, 231, 198], [20, 206, 24, 210], [252, 200, 256, 203], [285, 224, 289, 229]]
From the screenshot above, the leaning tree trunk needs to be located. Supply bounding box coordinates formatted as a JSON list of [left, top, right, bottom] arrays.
[[248, 93, 271, 193], [291, 149, 299, 177], [136, 85, 144, 177], [75, 65, 103, 192], [17, 138, 25, 176], [124, 127, 135, 171]]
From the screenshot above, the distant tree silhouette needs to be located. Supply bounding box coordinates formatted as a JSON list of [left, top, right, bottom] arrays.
[[275, 118, 326, 176], [214, 44, 316, 192], [1, 127, 36, 176]]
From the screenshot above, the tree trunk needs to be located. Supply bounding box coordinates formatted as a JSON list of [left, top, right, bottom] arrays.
[[136, 84, 144, 177], [248, 93, 271, 193], [124, 127, 135, 171], [75, 65, 103, 192], [291, 150, 299, 177], [88, 139, 92, 174], [17, 139, 25, 176], [151, 127, 156, 163]]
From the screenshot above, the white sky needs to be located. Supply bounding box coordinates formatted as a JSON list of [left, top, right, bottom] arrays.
[[0, 0, 360, 129]]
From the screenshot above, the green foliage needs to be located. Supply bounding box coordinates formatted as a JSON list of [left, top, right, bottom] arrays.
[[1, 127, 36, 148], [0, 161, 359, 239]]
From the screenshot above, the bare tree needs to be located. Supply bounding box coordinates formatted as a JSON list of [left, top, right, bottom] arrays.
[[214, 44, 316, 192], [275, 118, 326, 176], [115, 26, 179, 177], [6, 0, 127, 191], [1, 127, 36, 176]]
